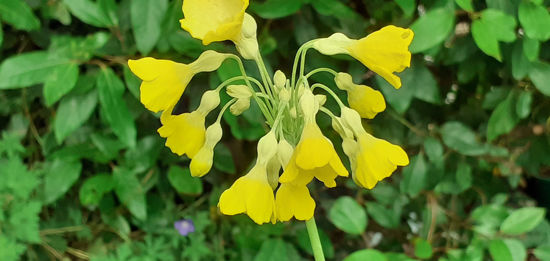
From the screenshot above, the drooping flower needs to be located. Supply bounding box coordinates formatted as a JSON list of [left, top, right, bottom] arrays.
[[174, 219, 195, 236], [128, 51, 230, 113], [313, 25, 414, 89], [340, 107, 409, 189], [180, 0, 249, 45], [190, 122, 223, 177], [157, 90, 220, 158], [335, 72, 386, 119]]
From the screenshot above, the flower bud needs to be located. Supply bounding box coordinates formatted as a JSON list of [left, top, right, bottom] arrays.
[[299, 89, 317, 119], [230, 98, 250, 115], [279, 88, 291, 102], [234, 13, 259, 60], [204, 122, 223, 145], [198, 90, 220, 114], [334, 72, 354, 91], [257, 131, 278, 165], [227, 84, 252, 99], [340, 106, 363, 135], [274, 70, 286, 88]]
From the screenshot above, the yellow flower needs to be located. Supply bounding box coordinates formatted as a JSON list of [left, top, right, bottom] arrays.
[[335, 73, 386, 119], [190, 122, 223, 177], [275, 182, 315, 221], [128, 51, 230, 113], [340, 107, 409, 189], [157, 109, 205, 158], [313, 25, 414, 89], [180, 0, 249, 45]]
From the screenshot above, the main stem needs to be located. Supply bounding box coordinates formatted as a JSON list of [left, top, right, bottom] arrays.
[[305, 217, 325, 261]]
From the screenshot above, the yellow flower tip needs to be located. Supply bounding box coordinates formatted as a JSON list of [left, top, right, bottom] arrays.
[[218, 165, 275, 224], [190, 147, 214, 177], [348, 25, 414, 89], [180, 0, 249, 45], [353, 133, 409, 189], [128, 57, 193, 113], [275, 183, 315, 221], [295, 123, 334, 169], [348, 85, 387, 119], [157, 111, 205, 158]]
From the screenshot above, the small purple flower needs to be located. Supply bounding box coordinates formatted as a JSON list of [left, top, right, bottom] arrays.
[[174, 219, 195, 236]]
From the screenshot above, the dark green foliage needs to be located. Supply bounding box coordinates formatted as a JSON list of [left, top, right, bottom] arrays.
[[0, 0, 549, 260]]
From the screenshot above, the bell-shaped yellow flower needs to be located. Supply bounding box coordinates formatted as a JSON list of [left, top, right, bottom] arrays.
[[313, 26, 414, 89], [341, 107, 409, 189], [275, 182, 315, 221], [180, 0, 249, 45], [157, 109, 205, 158], [335, 73, 386, 119], [128, 51, 230, 113], [218, 164, 275, 224], [190, 121, 223, 177]]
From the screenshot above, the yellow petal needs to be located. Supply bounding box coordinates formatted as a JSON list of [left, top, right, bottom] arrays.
[[218, 165, 275, 224], [353, 132, 409, 189], [347, 85, 386, 119], [295, 123, 333, 169], [275, 183, 315, 221], [128, 58, 192, 113], [347, 26, 414, 89], [157, 110, 205, 158], [180, 0, 248, 45], [279, 154, 314, 185]]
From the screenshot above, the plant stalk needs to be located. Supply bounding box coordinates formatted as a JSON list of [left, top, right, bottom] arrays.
[[305, 217, 325, 261]]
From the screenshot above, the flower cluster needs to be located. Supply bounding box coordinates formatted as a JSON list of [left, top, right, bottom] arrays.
[[129, 0, 413, 224]]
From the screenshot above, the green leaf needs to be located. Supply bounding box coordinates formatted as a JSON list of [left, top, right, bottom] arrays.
[[394, 0, 416, 17], [8, 201, 42, 243], [113, 168, 147, 220], [44, 158, 82, 204], [487, 91, 520, 141], [328, 196, 367, 235], [0, 24, 3, 47], [0, 158, 38, 199], [131, 0, 168, 55], [167, 166, 202, 195], [377, 75, 414, 114], [79, 174, 114, 206], [413, 238, 433, 259], [98, 0, 119, 26], [343, 249, 386, 261], [250, 0, 303, 19], [49, 32, 110, 61], [534, 245, 550, 261], [471, 9, 516, 61], [410, 8, 455, 53], [500, 207, 546, 235], [0, 235, 26, 261], [440, 121, 487, 156], [489, 239, 526, 261], [523, 37, 540, 62], [311, 0, 360, 20], [423, 137, 444, 163], [455, 0, 473, 12], [528, 61, 550, 96], [518, 1, 550, 41], [63, 0, 113, 27], [456, 162, 472, 192], [254, 239, 288, 261], [511, 41, 531, 80], [213, 143, 236, 174], [44, 63, 80, 106], [54, 90, 98, 143], [400, 154, 428, 197], [97, 67, 136, 148], [404, 60, 441, 104], [0, 52, 71, 89], [366, 202, 398, 228], [0, 0, 40, 31], [297, 228, 335, 259], [515, 91, 532, 119]]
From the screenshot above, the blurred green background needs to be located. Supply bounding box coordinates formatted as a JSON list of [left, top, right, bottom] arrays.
[[1, 0, 550, 260]]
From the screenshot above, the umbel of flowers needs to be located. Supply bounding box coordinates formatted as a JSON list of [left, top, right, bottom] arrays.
[[129, 0, 413, 225]]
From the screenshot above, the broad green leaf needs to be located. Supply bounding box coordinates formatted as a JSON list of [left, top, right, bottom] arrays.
[[528, 62, 550, 96], [404, 60, 441, 104], [328, 196, 367, 235], [311, 0, 360, 20], [534, 245, 550, 261], [79, 173, 114, 206], [0, 0, 40, 31], [400, 154, 428, 197], [44, 63, 79, 106], [423, 137, 444, 163], [518, 1, 550, 41], [63, 0, 113, 27], [123, 65, 140, 99], [414, 238, 433, 259], [343, 249, 386, 261], [49, 32, 110, 61], [131, 0, 168, 54], [455, 0, 473, 12], [113, 168, 147, 220], [456, 162, 472, 192], [511, 41, 531, 80], [98, 0, 119, 26], [515, 91, 532, 119], [168, 166, 202, 195], [487, 92, 519, 141], [44, 159, 82, 204], [0, 236, 26, 261], [250, 0, 303, 19], [472, 9, 516, 61], [0, 52, 71, 89], [253, 239, 300, 261], [366, 202, 398, 228], [54, 90, 98, 143], [394, 0, 416, 17], [97, 67, 136, 148], [8, 201, 42, 243], [410, 8, 455, 53], [523, 37, 540, 62], [440, 121, 487, 156], [500, 207, 546, 235], [489, 239, 526, 261]]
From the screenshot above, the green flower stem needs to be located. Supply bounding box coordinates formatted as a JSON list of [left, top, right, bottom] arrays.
[[305, 217, 325, 261], [216, 98, 237, 123], [310, 83, 346, 108], [305, 67, 338, 79], [291, 40, 316, 88]]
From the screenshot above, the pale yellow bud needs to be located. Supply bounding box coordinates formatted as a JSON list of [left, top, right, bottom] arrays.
[[274, 70, 286, 88], [234, 13, 259, 60], [190, 50, 230, 73], [277, 139, 294, 169], [340, 106, 363, 135], [334, 72, 354, 91], [229, 98, 250, 115], [227, 85, 252, 99], [198, 90, 220, 114], [204, 122, 223, 146], [257, 131, 278, 165], [278, 88, 291, 102], [299, 89, 318, 119]]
